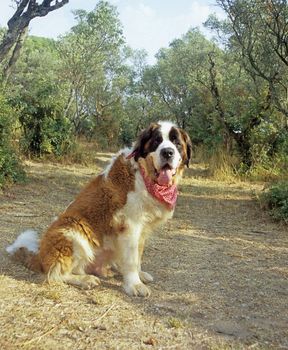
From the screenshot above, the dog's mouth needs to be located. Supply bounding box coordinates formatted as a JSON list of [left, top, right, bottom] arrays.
[[154, 164, 176, 186]]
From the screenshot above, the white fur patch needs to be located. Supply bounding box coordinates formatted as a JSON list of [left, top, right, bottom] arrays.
[[152, 122, 182, 172], [117, 222, 142, 285], [115, 169, 173, 231], [6, 229, 39, 254], [152, 139, 181, 171], [63, 230, 95, 263], [158, 121, 177, 140]]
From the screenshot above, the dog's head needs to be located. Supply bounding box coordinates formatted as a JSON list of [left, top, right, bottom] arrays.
[[133, 121, 192, 186]]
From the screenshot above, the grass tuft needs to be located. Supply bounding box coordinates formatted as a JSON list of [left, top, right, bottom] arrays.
[[36, 289, 61, 302], [167, 317, 184, 329]]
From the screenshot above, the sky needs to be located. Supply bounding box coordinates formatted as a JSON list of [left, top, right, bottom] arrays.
[[0, 0, 226, 64]]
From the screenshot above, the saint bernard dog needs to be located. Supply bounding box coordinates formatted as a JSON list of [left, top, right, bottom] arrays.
[[7, 121, 192, 297]]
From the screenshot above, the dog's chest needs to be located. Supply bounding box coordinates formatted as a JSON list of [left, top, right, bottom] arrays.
[[117, 170, 173, 228]]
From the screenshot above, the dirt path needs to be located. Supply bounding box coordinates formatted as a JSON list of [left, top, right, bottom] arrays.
[[0, 157, 287, 350]]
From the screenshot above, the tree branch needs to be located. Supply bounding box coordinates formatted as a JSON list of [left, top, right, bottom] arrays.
[[0, 0, 69, 75]]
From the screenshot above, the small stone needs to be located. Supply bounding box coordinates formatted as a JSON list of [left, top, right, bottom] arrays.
[[143, 337, 157, 346]]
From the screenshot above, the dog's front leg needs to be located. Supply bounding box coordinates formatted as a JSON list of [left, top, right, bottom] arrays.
[[117, 224, 150, 297], [138, 234, 154, 284]]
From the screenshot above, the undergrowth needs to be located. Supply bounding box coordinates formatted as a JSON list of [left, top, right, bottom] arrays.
[[0, 90, 25, 189], [259, 182, 288, 224], [197, 146, 287, 183], [194, 147, 288, 224], [41, 138, 114, 165]]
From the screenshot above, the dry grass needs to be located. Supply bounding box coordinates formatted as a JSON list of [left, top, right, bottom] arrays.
[[43, 138, 117, 166], [204, 150, 240, 183], [0, 156, 287, 349]]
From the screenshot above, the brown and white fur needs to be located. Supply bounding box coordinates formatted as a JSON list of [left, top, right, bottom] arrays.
[[6, 121, 192, 297]]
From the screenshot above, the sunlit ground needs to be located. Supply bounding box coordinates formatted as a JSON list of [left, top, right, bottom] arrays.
[[0, 155, 287, 349]]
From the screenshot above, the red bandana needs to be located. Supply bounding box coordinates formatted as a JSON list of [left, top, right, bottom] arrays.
[[139, 166, 178, 210]]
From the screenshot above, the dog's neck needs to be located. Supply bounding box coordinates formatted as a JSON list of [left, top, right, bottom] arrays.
[[139, 166, 178, 210]]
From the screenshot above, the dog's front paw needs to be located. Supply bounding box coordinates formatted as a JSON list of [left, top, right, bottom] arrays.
[[124, 282, 151, 297], [139, 271, 154, 284]]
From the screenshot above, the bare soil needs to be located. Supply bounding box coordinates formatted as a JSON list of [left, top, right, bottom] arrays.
[[0, 156, 287, 350]]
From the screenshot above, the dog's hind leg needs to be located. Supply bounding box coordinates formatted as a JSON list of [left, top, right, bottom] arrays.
[[63, 274, 100, 289], [47, 261, 100, 289], [40, 229, 100, 289], [45, 252, 101, 289]]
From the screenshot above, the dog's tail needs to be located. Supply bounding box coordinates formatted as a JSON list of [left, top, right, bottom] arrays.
[[6, 229, 42, 272]]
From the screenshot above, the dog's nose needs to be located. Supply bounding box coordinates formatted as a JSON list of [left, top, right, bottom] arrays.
[[161, 147, 175, 160]]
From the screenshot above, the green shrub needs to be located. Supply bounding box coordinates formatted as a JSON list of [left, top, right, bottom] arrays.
[[0, 91, 25, 188], [19, 109, 74, 158], [15, 83, 74, 158], [9, 35, 74, 158], [260, 182, 288, 224], [0, 146, 25, 186]]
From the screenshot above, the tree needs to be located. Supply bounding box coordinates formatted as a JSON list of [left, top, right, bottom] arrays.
[[11, 36, 73, 156], [0, 89, 25, 186], [203, 0, 288, 169], [119, 48, 153, 145], [0, 0, 69, 81], [215, 0, 288, 119], [141, 29, 217, 133], [58, 1, 128, 144]]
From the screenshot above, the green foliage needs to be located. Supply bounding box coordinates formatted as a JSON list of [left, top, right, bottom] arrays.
[[0, 146, 25, 186], [212, 0, 288, 118], [0, 90, 25, 187], [260, 182, 288, 223], [203, 1, 288, 173], [119, 116, 137, 146], [0, 27, 6, 42], [11, 36, 74, 157], [58, 1, 128, 144], [19, 107, 74, 157], [0, 1, 287, 184]]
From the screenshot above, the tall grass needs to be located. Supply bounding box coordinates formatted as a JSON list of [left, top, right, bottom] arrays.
[[194, 146, 240, 182], [195, 145, 288, 224], [208, 151, 240, 182], [195, 145, 287, 183], [41, 138, 117, 166]]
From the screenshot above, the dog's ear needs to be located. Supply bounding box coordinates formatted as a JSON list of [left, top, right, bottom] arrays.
[[179, 129, 192, 167], [133, 123, 158, 161]]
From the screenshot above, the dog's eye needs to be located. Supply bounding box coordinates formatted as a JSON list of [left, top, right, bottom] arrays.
[[155, 136, 162, 144], [172, 138, 181, 146]]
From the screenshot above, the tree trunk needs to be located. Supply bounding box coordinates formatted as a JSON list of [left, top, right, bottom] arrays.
[[0, 0, 69, 77], [3, 26, 29, 83]]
